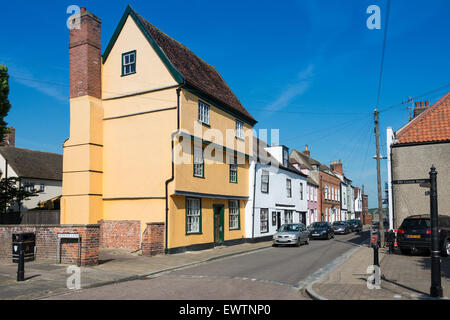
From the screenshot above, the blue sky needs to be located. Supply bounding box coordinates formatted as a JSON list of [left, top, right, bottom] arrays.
[[1, 0, 449, 208]]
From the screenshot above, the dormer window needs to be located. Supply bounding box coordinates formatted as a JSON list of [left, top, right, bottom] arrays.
[[283, 147, 289, 167], [122, 50, 136, 76]]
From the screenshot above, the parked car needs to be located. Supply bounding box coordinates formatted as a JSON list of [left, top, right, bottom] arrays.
[[347, 219, 363, 232], [309, 222, 334, 240], [332, 221, 350, 235], [397, 214, 450, 256], [273, 223, 310, 247]]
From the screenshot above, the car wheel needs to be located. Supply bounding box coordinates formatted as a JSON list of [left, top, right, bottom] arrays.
[[272, 243, 278, 247], [442, 239, 450, 257], [305, 237, 310, 245], [400, 247, 411, 255], [296, 239, 301, 247]]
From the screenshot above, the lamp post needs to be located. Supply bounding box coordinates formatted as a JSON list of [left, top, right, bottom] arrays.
[[429, 166, 443, 298]]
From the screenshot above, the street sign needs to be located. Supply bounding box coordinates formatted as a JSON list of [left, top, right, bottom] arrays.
[[392, 179, 430, 185]]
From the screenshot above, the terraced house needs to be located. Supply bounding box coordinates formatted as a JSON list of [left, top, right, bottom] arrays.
[[62, 6, 256, 254]]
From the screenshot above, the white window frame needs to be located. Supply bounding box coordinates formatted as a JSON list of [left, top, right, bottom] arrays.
[[235, 120, 244, 139], [286, 179, 292, 198], [229, 200, 240, 230], [198, 101, 210, 125], [261, 170, 269, 193], [193, 145, 204, 177], [260, 208, 269, 233], [284, 210, 293, 224], [122, 51, 136, 76], [186, 198, 201, 234], [229, 157, 237, 183]]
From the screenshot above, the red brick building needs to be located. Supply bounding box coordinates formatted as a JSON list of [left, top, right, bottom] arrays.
[[319, 164, 341, 222]]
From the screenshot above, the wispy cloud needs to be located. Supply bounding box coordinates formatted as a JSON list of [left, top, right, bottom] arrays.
[[4, 63, 67, 103], [265, 64, 315, 113]]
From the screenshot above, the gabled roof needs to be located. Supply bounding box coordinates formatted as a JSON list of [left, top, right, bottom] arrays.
[[395, 92, 450, 145], [289, 149, 322, 170], [103, 6, 256, 125], [0, 147, 62, 181], [254, 138, 307, 177]]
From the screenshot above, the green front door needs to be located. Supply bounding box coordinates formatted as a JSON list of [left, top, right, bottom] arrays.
[[213, 205, 224, 245]]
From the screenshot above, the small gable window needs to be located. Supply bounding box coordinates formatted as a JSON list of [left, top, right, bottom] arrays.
[[122, 51, 136, 76]]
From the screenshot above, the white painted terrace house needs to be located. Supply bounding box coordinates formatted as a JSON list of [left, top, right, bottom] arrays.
[[245, 138, 308, 241]]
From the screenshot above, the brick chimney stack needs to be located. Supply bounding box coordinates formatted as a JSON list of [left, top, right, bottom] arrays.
[[302, 145, 310, 157], [331, 160, 344, 175], [413, 100, 429, 119], [0, 126, 15, 146], [69, 7, 102, 99]]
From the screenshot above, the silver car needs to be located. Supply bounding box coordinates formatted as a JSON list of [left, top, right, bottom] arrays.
[[273, 223, 310, 247]]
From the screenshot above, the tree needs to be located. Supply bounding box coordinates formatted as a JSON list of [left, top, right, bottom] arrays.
[[0, 177, 40, 213], [0, 65, 12, 143]]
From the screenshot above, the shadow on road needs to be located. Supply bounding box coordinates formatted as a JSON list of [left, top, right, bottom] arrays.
[[333, 231, 370, 248]]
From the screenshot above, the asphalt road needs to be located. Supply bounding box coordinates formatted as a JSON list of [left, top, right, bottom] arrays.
[[46, 230, 369, 300]]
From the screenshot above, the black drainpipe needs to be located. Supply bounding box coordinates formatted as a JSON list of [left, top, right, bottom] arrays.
[[164, 86, 182, 254]]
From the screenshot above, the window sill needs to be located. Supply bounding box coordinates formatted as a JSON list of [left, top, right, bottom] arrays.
[[193, 175, 205, 179], [229, 228, 240, 231], [121, 71, 136, 77], [186, 232, 203, 235], [197, 120, 210, 128], [235, 136, 245, 141]]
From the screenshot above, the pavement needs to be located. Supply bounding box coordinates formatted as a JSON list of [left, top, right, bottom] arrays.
[[43, 230, 370, 300], [306, 245, 450, 300], [0, 241, 272, 300]]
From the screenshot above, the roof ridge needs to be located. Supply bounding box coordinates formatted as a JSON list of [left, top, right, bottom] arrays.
[[0, 146, 62, 156]]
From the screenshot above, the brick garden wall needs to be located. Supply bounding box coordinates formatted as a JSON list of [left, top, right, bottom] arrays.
[[0, 225, 99, 266], [142, 223, 164, 256], [98, 220, 141, 250]]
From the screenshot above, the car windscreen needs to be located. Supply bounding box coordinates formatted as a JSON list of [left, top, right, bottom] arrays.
[[401, 219, 430, 229], [333, 222, 345, 225], [311, 222, 327, 228], [279, 224, 300, 232]]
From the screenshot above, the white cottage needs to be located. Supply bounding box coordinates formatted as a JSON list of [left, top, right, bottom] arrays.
[[245, 138, 308, 241], [0, 147, 62, 211]]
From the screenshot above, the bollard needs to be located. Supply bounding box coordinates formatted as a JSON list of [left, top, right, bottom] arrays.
[[429, 166, 443, 298], [373, 243, 379, 267], [17, 249, 24, 282]]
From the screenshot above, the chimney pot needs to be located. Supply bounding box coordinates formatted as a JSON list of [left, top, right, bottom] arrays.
[[425, 101, 429, 107], [415, 102, 420, 108], [80, 7, 86, 13], [420, 101, 424, 107]]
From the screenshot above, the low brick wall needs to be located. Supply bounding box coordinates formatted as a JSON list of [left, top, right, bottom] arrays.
[[0, 225, 99, 266], [98, 220, 141, 250], [142, 222, 164, 256]]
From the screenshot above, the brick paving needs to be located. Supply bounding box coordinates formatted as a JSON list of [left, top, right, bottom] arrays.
[[310, 245, 450, 300], [0, 241, 271, 300]]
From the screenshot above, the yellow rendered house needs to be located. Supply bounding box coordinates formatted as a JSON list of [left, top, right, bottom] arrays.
[[62, 6, 256, 253]]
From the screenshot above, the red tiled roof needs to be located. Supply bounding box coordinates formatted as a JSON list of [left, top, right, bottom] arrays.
[[131, 9, 256, 124], [395, 92, 450, 144]]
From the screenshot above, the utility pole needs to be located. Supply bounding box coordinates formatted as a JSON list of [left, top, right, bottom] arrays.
[[374, 109, 385, 247]]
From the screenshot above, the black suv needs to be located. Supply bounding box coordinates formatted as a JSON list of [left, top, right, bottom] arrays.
[[397, 215, 450, 256], [347, 219, 363, 232]]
